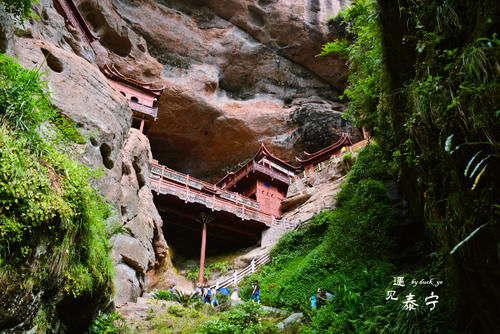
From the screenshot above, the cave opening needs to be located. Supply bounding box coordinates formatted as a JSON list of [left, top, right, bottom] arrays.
[[154, 195, 266, 271]]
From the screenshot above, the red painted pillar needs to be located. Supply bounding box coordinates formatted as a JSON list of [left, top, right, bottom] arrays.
[[139, 119, 145, 133], [198, 221, 207, 284]]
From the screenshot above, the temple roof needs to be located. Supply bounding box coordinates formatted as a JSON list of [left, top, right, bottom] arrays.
[[216, 143, 298, 187], [253, 143, 298, 171], [296, 133, 352, 165], [102, 64, 164, 97]]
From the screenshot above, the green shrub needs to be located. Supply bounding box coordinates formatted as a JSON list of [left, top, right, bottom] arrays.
[[153, 289, 174, 301], [87, 311, 129, 334], [0, 0, 35, 22], [186, 261, 229, 281], [198, 302, 277, 334], [236, 145, 447, 332], [341, 151, 355, 171], [0, 54, 114, 330]]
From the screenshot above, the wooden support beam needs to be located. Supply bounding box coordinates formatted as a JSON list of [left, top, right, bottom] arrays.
[[198, 221, 207, 284], [139, 119, 145, 133], [164, 219, 243, 243], [157, 206, 261, 237]]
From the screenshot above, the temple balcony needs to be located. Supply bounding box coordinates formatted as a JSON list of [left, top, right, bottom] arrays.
[[252, 161, 291, 185], [222, 160, 291, 190], [128, 100, 158, 120], [151, 161, 263, 213]]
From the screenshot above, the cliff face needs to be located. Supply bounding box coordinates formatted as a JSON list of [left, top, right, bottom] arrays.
[[1, 0, 167, 320], [1, 0, 354, 320], [73, 0, 360, 178]]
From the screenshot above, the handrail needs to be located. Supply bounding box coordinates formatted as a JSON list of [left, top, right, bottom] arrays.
[[294, 140, 368, 180], [128, 100, 158, 119], [150, 178, 274, 226], [222, 160, 291, 190], [151, 162, 260, 211], [252, 161, 291, 184], [211, 254, 271, 289]]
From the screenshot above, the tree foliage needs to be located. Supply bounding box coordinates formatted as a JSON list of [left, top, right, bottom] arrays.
[[236, 146, 450, 333], [0, 0, 35, 22], [321, 0, 500, 331]]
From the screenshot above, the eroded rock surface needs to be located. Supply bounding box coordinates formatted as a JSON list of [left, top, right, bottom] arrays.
[[1, 1, 168, 329], [282, 159, 347, 224], [113, 129, 168, 306], [70, 0, 359, 178]]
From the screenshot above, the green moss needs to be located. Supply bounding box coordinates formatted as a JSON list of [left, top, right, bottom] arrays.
[[0, 54, 114, 330]]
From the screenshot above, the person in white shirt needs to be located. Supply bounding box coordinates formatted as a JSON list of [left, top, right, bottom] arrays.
[[231, 288, 241, 301]]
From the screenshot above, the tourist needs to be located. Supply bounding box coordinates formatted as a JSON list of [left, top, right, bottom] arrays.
[[251, 280, 260, 304], [194, 283, 202, 299], [310, 295, 317, 310], [317, 288, 327, 309], [210, 287, 218, 307], [325, 290, 334, 302], [231, 288, 241, 301], [202, 285, 210, 303]]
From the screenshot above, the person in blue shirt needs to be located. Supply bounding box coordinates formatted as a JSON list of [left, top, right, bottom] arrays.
[[310, 295, 317, 309]]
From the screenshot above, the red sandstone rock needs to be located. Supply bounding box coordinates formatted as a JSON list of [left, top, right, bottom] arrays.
[[68, 0, 359, 178]]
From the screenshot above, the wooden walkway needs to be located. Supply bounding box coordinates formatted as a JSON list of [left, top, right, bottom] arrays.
[[151, 161, 286, 227]]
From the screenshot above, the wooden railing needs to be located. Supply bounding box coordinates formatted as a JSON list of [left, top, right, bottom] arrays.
[[349, 139, 368, 151], [211, 254, 271, 289], [150, 162, 275, 223], [150, 177, 274, 225], [252, 161, 291, 184], [273, 218, 298, 230], [151, 162, 260, 211], [150, 162, 301, 229]]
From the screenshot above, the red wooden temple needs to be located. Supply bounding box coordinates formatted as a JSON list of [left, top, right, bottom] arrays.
[[216, 144, 297, 218], [296, 133, 352, 175], [53, 0, 164, 134], [53, 0, 98, 46], [150, 159, 281, 283], [103, 64, 163, 133]]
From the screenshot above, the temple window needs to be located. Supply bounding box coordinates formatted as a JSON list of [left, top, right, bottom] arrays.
[[120, 91, 126, 97], [131, 96, 139, 103]]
